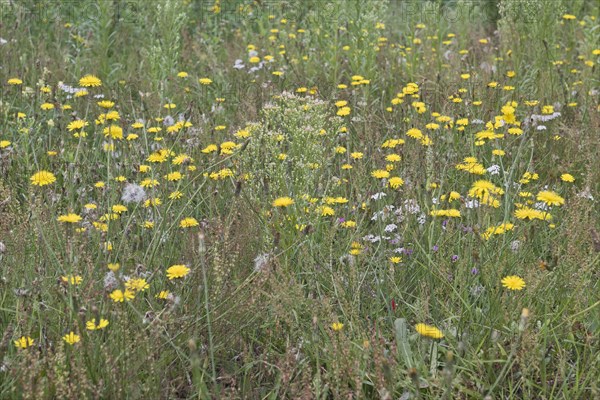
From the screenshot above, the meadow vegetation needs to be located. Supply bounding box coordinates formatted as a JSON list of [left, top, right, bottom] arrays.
[[0, 0, 599, 398]]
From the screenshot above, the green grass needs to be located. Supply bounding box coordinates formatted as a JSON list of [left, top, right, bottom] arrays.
[[0, 0, 599, 398]]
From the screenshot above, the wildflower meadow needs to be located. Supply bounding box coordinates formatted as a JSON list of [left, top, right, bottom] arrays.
[[0, 0, 599, 398]]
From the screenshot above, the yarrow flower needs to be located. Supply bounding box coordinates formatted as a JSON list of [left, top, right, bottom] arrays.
[[501, 275, 526, 290]]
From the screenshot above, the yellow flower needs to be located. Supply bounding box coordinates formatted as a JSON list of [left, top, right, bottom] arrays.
[[536, 190, 565, 206], [156, 290, 170, 299], [125, 278, 149, 292], [8, 78, 23, 85], [430, 209, 461, 218], [514, 207, 552, 221], [371, 170, 390, 179], [109, 289, 135, 302], [388, 177, 404, 189], [86, 318, 109, 330], [415, 323, 444, 339], [166, 264, 190, 280], [14, 336, 34, 349], [61, 275, 83, 285], [406, 128, 423, 139], [0, 140, 12, 148], [320, 206, 335, 216], [67, 120, 89, 131], [57, 213, 82, 223], [30, 170, 56, 186], [63, 331, 81, 345], [560, 173, 574, 182], [501, 275, 526, 290], [103, 125, 123, 140], [337, 106, 351, 116], [79, 74, 102, 87], [273, 197, 294, 207], [108, 263, 120, 272], [40, 103, 55, 110], [97, 100, 115, 108], [331, 322, 344, 331], [180, 217, 199, 228], [199, 78, 212, 85]]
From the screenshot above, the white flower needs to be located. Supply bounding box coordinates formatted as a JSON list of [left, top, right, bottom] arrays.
[[465, 199, 480, 208], [371, 192, 386, 200], [384, 224, 397, 232], [363, 234, 381, 243], [487, 164, 500, 175], [403, 199, 421, 214]]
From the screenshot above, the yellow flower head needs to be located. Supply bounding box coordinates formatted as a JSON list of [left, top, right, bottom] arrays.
[[166, 264, 191, 280], [415, 323, 444, 339], [63, 331, 81, 345], [79, 74, 102, 87], [501, 275, 526, 290], [31, 170, 57, 186]]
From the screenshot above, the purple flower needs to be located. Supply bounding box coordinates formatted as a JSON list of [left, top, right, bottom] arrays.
[[471, 267, 479, 275], [432, 245, 439, 252], [451, 255, 459, 262]]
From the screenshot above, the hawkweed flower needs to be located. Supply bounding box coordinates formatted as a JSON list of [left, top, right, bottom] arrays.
[[272, 197, 294, 207], [57, 213, 82, 223], [63, 331, 80, 345], [86, 318, 109, 330], [415, 323, 444, 339], [561, 173, 574, 182], [61, 275, 83, 285], [109, 289, 135, 302], [79, 74, 102, 87], [536, 190, 565, 206], [125, 278, 149, 292], [166, 264, 190, 280], [501, 275, 526, 290], [331, 322, 344, 331], [180, 217, 199, 228], [30, 170, 56, 186], [14, 336, 34, 349]]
